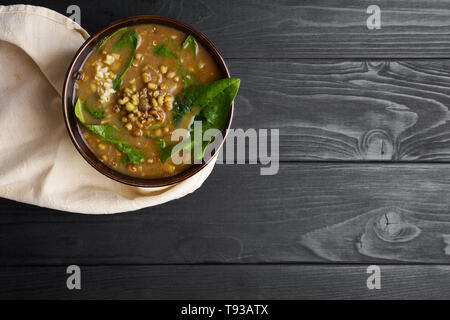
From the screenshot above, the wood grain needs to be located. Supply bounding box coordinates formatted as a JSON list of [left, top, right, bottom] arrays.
[[3, 163, 450, 264], [5, 0, 450, 58], [229, 59, 450, 161], [2, 0, 450, 299], [4, 1, 450, 161], [1, 264, 450, 299]]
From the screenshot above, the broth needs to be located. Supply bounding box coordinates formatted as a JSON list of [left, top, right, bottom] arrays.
[[74, 24, 221, 178]]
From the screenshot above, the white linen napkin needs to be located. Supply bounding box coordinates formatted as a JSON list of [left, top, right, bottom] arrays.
[[0, 5, 216, 214]]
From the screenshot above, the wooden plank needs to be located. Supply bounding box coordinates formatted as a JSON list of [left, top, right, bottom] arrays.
[[3, 163, 450, 264], [5, 0, 450, 58], [229, 59, 450, 161], [5, 2, 450, 161], [0, 264, 449, 299]]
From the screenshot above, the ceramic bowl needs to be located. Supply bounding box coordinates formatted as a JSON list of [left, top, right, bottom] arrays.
[[62, 16, 232, 187]]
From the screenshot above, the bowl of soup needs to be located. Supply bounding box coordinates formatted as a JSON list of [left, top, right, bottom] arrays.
[[63, 16, 240, 187]]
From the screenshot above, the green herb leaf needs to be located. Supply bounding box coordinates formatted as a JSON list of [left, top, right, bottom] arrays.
[[182, 35, 198, 57], [83, 103, 105, 119], [116, 143, 146, 164], [182, 70, 198, 89], [147, 136, 168, 150], [84, 123, 119, 143], [162, 78, 240, 162], [111, 29, 139, 90], [172, 94, 191, 125], [193, 78, 240, 130], [74, 98, 86, 123], [166, 37, 198, 89], [111, 28, 139, 51], [183, 78, 240, 108], [159, 146, 173, 164], [148, 122, 164, 130], [75, 98, 145, 164], [153, 44, 179, 61], [164, 37, 181, 51], [97, 27, 128, 53], [173, 78, 240, 127], [160, 139, 191, 164], [187, 78, 241, 160], [75, 98, 119, 142], [156, 138, 168, 150], [175, 64, 198, 89]]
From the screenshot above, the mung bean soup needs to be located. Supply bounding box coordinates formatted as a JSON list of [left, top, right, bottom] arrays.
[[74, 24, 238, 179]]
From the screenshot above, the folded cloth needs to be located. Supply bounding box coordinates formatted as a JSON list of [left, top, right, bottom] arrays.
[[0, 5, 216, 214]]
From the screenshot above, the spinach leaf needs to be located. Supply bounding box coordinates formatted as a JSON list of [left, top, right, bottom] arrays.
[[175, 67, 197, 89], [147, 136, 172, 163], [97, 27, 127, 53], [189, 115, 217, 160], [116, 143, 145, 164], [111, 28, 139, 51], [75, 98, 87, 123], [123, 148, 145, 165], [180, 69, 198, 89], [193, 79, 240, 130], [148, 122, 164, 130], [181, 35, 199, 85], [159, 147, 173, 164], [155, 37, 197, 89], [147, 136, 168, 150], [75, 98, 145, 164], [154, 44, 197, 87], [182, 35, 197, 57], [182, 78, 240, 107], [187, 78, 241, 160], [162, 78, 240, 162], [153, 44, 179, 61], [164, 37, 181, 51], [173, 78, 240, 127], [75, 98, 119, 142], [83, 102, 105, 119], [83, 122, 119, 143], [172, 94, 191, 125], [160, 139, 190, 164], [111, 29, 139, 90]]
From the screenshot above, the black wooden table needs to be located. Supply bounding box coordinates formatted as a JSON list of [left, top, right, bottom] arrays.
[[2, 0, 450, 299]]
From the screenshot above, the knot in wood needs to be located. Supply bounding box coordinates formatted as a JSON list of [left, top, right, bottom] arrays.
[[366, 61, 388, 73], [373, 209, 421, 243], [360, 129, 395, 160]]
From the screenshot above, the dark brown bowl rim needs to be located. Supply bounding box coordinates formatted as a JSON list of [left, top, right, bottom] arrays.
[[63, 15, 233, 188]]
